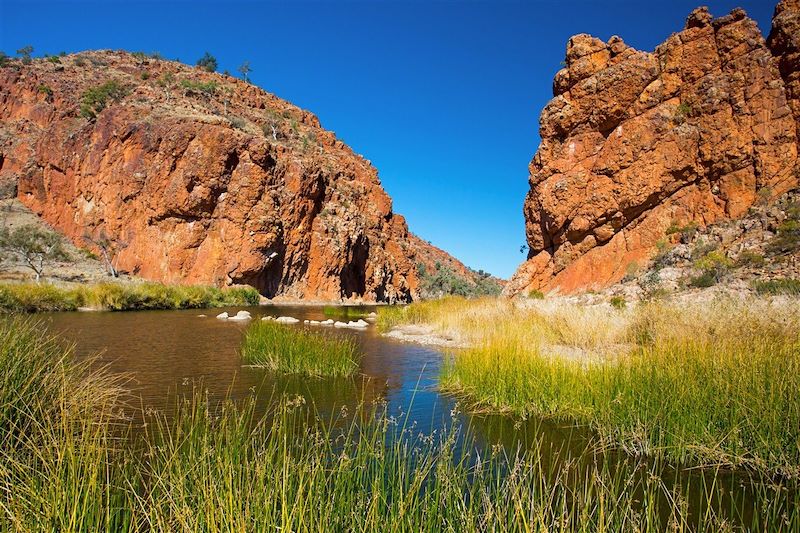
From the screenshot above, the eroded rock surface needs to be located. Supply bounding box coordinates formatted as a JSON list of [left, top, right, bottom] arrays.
[[507, 1, 800, 296], [0, 51, 425, 301]]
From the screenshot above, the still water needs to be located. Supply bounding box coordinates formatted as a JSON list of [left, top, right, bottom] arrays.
[[38, 305, 791, 528]]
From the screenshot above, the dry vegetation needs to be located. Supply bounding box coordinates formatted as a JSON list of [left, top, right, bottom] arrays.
[[379, 296, 800, 473]]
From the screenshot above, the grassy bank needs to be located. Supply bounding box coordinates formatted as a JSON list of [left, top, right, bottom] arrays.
[[241, 321, 359, 377], [382, 297, 800, 474], [1, 320, 797, 530], [0, 282, 259, 312]]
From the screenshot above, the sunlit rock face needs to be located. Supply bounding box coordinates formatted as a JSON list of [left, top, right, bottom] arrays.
[[506, 1, 800, 296], [0, 50, 430, 302]]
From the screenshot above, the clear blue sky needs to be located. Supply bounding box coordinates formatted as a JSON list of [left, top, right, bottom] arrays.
[[0, 0, 775, 278]]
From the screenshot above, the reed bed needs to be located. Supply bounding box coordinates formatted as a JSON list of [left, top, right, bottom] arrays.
[[0, 318, 131, 531], [0, 319, 797, 531], [323, 305, 369, 319], [0, 282, 259, 312], [129, 393, 799, 532], [241, 321, 359, 377], [381, 297, 800, 473]]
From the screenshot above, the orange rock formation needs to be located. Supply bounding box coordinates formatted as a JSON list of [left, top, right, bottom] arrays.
[[0, 51, 426, 301], [506, 1, 800, 296]]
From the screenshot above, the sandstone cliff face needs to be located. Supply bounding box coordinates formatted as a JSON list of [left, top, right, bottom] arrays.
[[507, 1, 800, 296], [0, 51, 423, 301]]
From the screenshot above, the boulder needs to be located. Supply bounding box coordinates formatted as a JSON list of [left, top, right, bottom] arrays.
[[228, 310, 252, 321], [276, 316, 300, 324], [216, 312, 229, 320]]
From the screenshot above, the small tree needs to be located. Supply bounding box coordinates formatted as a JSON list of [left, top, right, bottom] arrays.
[[83, 230, 127, 278], [0, 224, 69, 282], [16, 45, 33, 64], [237, 61, 252, 82], [196, 52, 217, 72]]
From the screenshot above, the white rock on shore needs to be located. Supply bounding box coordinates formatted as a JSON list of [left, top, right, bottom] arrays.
[[333, 319, 369, 329]]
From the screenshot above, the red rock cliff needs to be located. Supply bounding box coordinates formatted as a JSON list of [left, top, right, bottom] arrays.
[[506, 1, 800, 296], [0, 51, 423, 301]]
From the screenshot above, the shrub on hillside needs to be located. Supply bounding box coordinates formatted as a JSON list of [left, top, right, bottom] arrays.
[[80, 80, 129, 119], [768, 204, 800, 255], [736, 250, 766, 268], [689, 250, 732, 288], [665, 221, 699, 242], [179, 79, 217, 96]]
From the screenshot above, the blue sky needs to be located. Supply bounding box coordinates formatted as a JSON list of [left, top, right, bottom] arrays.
[[0, 0, 775, 278]]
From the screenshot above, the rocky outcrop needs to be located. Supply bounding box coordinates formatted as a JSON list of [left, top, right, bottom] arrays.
[[769, 0, 800, 124], [507, 1, 800, 296], [0, 51, 428, 301]]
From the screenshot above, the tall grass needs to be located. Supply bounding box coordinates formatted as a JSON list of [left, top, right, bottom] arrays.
[[323, 305, 369, 319], [382, 297, 800, 474], [0, 321, 797, 531], [0, 319, 131, 531], [131, 392, 800, 532], [241, 321, 359, 377], [0, 282, 259, 313]]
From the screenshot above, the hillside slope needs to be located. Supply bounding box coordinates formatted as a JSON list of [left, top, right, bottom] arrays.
[[0, 50, 449, 302], [507, 0, 800, 296], [407, 233, 504, 298]]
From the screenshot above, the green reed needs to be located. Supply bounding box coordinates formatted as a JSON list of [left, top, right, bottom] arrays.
[[2, 318, 798, 531], [241, 321, 359, 377], [0, 282, 259, 312], [323, 305, 370, 319]]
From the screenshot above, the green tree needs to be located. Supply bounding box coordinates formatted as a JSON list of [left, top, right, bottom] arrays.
[[238, 61, 252, 82], [16, 45, 33, 64], [196, 52, 217, 72], [82, 230, 127, 277], [0, 224, 69, 282]]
